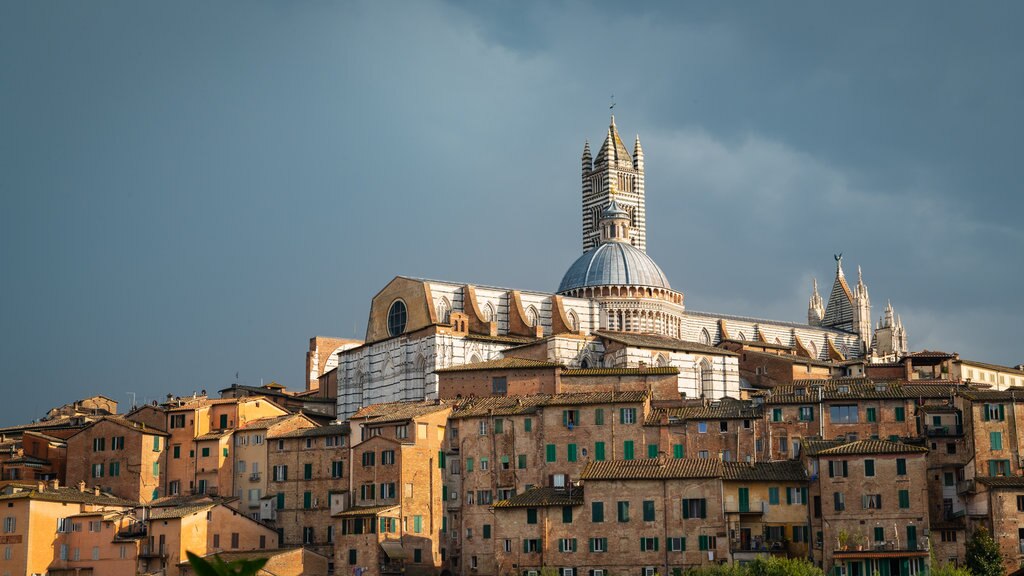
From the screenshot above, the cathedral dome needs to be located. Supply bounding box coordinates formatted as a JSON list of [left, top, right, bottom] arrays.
[[557, 241, 672, 293]]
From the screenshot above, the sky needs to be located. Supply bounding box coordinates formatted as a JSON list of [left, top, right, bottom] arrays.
[[2, 1, 1022, 426]]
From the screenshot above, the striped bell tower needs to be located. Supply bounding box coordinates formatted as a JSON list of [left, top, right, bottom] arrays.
[[581, 116, 646, 253]]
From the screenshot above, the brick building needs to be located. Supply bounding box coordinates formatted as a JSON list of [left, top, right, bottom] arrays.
[[232, 413, 317, 518], [65, 416, 168, 503]]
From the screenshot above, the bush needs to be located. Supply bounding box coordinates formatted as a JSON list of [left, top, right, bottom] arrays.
[[185, 551, 268, 576]]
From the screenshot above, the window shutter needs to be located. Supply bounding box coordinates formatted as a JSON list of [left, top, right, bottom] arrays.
[[654, 537, 659, 551], [828, 461, 834, 477], [700, 499, 707, 518], [682, 502, 689, 519], [998, 404, 1005, 420], [589, 539, 594, 552], [786, 488, 792, 505], [673, 444, 684, 459], [801, 487, 808, 503]]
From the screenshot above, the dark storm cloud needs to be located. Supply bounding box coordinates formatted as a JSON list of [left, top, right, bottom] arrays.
[[1, 0, 1021, 426]]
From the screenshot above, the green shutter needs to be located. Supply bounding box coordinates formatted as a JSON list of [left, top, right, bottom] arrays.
[[623, 440, 634, 460], [895, 407, 905, 421], [898, 490, 909, 508], [595, 442, 606, 461], [768, 487, 779, 505], [276, 493, 284, 510], [699, 535, 708, 550], [672, 444, 684, 459], [896, 458, 906, 475], [303, 491, 311, 509], [647, 443, 658, 458], [991, 432, 1002, 450], [592, 501, 604, 522], [700, 498, 707, 518], [568, 444, 578, 462], [546, 444, 556, 462], [527, 508, 537, 524], [865, 460, 875, 476], [998, 404, 1005, 421], [786, 487, 792, 505], [304, 463, 313, 480], [682, 501, 690, 519], [442, 486, 448, 501], [524, 418, 532, 432], [595, 409, 604, 426], [466, 458, 474, 472], [518, 454, 527, 469], [439, 451, 446, 468], [562, 506, 573, 523]]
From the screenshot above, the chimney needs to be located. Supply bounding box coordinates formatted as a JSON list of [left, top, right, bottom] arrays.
[[77, 481, 87, 492], [36, 481, 46, 492], [93, 486, 101, 496], [49, 479, 59, 490]]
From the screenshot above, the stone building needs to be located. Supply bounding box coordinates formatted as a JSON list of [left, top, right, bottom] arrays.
[[64, 416, 168, 503], [265, 422, 348, 564], [721, 460, 810, 562], [231, 413, 318, 518], [803, 439, 931, 576]]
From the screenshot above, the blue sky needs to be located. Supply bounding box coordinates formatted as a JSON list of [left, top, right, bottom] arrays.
[[2, 1, 1022, 425]]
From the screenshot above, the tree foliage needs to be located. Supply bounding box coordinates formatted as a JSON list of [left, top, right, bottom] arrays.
[[186, 551, 268, 576], [684, 557, 823, 576], [965, 527, 1005, 576]]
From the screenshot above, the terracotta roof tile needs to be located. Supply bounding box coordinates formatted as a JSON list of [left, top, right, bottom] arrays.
[[975, 476, 1024, 489], [722, 461, 808, 482], [333, 504, 399, 517], [561, 367, 679, 377], [595, 331, 738, 356], [149, 503, 216, 520], [351, 401, 452, 425], [543, 391, 648, 406], [815, 439, 928, 456], [448, 396, 549, 419], [0, 486, 137, 506], [493, 486, 584, 508], [434, 357, 561, 373], [762, 380, 957, 404], [269, 423, 349, 439], [581, 457, 722, 480], [646, 399, 761, 424]]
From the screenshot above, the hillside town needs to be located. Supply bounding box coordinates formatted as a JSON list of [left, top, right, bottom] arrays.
[[2, 119, 1022, 576]]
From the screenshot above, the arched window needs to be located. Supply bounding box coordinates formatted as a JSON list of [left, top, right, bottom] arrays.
[[655, 353, 670, 368], [468, 353, 482, 364], [700, 358, 714, 398], [700, 328, 712, 346], [525, 306, 539, 327], [736, 331, 747, 342], [387, 300, 407, 337], [808, 340, 818, 359], [436, 298, 451, 325], [481, 302, 495, 322], [774, 337, 782, 345], [567, 310, 579, 332]]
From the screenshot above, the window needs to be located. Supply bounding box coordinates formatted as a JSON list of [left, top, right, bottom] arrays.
[[768, 487, 779, 505], [91, 463, 104, 478], [681, 498, 706, 519], [617, 501, 630, 522], [2, 517, 14, 533], [201, 447, 210, 457], [863, 494, 882, 509], [523, 539, 541, 553], [594, 408, 605, 425], [563, 410, 580, 427], [559, 538, 577, 552], [988, 459, 1011, 476], [381, 450, 395, 465], [698, 535, 717, 550], [273, 465, 288, 481], [524, 418, 532, 432], [828, 460, 849, 478], [697, 422, 707, 433], [799, 406, 814, 421], [787, 487, 807, 505], [477, 490, 492, 505], [482, 524, 491, 539], [361, 452, 375, 467], [381, 483, 397, 499], [480, 457, 489, 471], [620, 408, 637, 424], [479, 420, 489, 435], [640, 537, 659, 551], [772, 408, 782, 422], [303, 527, 315, 544], [589, 537, 608, 552], [698, 450, 709, 459], [592, 501, 604, 522], [568, 444, 578, 462], [623, 440, 634, 460], [595, 441, 606, 461], [898, 490, 910, 509], [895, 406, 906, 422], [719, 421, 728, 433], [231, 533, 239, 549], [830, 405, 859, 423], [672, 444, 684, 459], [526, 508, 538, 524], [494, 419, 504, 434], [983, 404, 1005, 421], [332, 461, 344, 478], [643, 500, 655, 521], [491, 377, 507, 395], [170, 414, 185, 429], [413, 515, 423, 533], [387, 300, 407, 336], [669, 537, 686, 551], [990, 432, 1003, 450], [896, 458, 907, 476], [92, 437, 105, 451], [864, 459, 875, 477], [109, 461, 121, 476], [395, 425, 408, 439], [833, 492, 845, 511], [1016, 495, 1024, 512], [647, 443, 658, 458]]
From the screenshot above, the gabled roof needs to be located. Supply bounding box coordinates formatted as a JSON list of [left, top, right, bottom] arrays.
[[958, 389, 1021, 402], [581, 458, 722, 480], [238, 414, 311, 431], [448, 395, 549, 420], [67, 416, 169, 438], [594, 331, 737, 356], [761, 379, 957, 404], [801, 438, 847, 456], [815, 439, 928, 456], [561, 366, 679, 377], [351, 401, 452, 425], [195, 430, 233, 441], [0, 486, 137, 507], [543, 391, 648, 406], [434, 357, 561, 373], [722, 460, 807, 482], [333, 504, 399, 518], [149, 503, 215, 520], [493, 486, 584, 508], [268, 423, 349, 439]]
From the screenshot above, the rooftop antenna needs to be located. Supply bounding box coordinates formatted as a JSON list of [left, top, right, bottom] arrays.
[[126, 392, 137, 411]]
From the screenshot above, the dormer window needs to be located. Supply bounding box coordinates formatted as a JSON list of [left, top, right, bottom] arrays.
[[874, 384, 887, 392], [837, 385, 850, 394], [795, 387, 806, 397]]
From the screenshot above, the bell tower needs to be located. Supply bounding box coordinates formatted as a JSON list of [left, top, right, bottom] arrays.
[[582, 116, 646, 253]]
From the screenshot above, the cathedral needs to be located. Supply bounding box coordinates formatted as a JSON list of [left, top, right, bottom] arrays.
[[322, 118, 909, 420]]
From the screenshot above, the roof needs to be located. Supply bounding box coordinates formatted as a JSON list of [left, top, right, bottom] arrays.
[[958, 389, 1022, 402], [558, 241, 672, 292], [761, 379, 957, 404], [463, 333, 540, 345], [195, 430, 233, 441], [493, 486, 584, 508], [646, 398, 761, 423], [975, 476, 1024, 489], [581, 457, 722, 480], [68, 416, 169, 438], [238, 414, 305, 431], [434, 357, 561, 373], [149, 503, 216, 520], [333, 505, 399, 518], [907, 350, 957, 359], [815, 439, 928, 456], [181, 548, 324, 567], [351, 401, 452, 425], [958, 358, 1024, 375], [801, 438, 847, 456], [595, 117, 633, 166], [448, 395, 549, 419], [0, 486, 137, 507], [543, 390, 648, 406], [595, 331, 737, 356], [561, 366, 679, 377], [722, 460, 807, 482], [268, 423, 349, 439], [685, 309, 856, 337]]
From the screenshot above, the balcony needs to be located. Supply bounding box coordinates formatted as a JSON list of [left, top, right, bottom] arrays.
[[380, 561, 405, 574], [249, 472, 261, 482], [957, 480, 976, 495], [116, 524, 147, 539], [730, 539, 787, 554], [925, 425, 963, 437], [724, 501, 768, 515], [833, 540, 929, 559], [139, 546, 168, 559]]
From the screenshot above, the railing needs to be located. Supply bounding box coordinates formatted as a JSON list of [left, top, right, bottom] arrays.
[[836, 540, 929, 553], [139, 546, 167, 558], [925, 425, 963, 437], [725, 501, 768, 514], [957, 480, 975, 495], [249, 472, 261, 482], [730, 539, 786, 553], [944, 509, 967, 520], [116, 525, 147, 538]]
